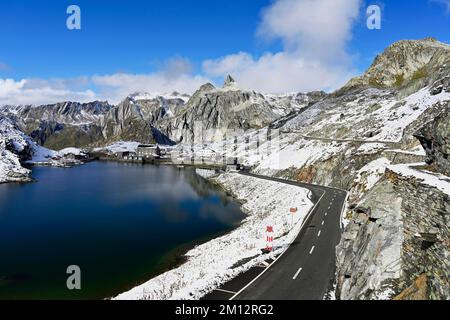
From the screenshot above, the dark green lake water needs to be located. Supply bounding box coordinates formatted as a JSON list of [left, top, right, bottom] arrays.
[[0, 162, 244, 299]]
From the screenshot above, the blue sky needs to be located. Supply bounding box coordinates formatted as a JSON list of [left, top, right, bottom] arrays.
[[0, 0, 449, 105]]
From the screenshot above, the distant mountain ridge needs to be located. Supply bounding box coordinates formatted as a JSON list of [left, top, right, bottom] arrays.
[[0, 76, 319, 148], [0, 38, 449, 151]]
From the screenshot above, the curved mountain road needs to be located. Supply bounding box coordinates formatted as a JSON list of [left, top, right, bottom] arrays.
[[202, 172, 347, 300]]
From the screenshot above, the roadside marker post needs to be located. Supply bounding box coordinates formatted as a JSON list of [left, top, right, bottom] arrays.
[[266, 225, 274, 252], [290, 207, 298, 229]]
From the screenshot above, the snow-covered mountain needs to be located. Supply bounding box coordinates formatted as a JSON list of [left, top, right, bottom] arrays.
[[0, 116, 33, 183], [188, 38, 450, 300], [0, 77, 315, 148], [157, 75, 324, 143], [1, 37, 449, 299], [0, 101, 112, 150], [0, 116, 72, 183]]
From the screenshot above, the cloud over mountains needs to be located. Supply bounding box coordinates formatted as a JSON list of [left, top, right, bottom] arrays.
[[1, 0, 362, 105]]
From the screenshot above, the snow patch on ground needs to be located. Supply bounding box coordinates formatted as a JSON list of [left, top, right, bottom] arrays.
[[0, 147, 30, 183], [386, 148, 426, 156], [389, 163, 450, 196], [59, 147, 86, 156], [374, 287, 396, 300], [0, 117, 32, 183], [195, 169, 218, 179], [370, 88, 450, 142], [94, 141, 140, 154], [114, 173, 313, 300], [28, 145, 60, 164], [355, 143, 387, 155], [355, 158, 391, 191]]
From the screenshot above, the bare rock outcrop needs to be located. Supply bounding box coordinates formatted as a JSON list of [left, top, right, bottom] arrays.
[[336, 170, 449, 300], [414, 102, 450, 175]]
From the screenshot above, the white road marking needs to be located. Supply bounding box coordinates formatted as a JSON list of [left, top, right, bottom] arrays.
[[321, 220, 325, 226], [317, 230, 321, 237], [325, 212, 328, 216], [215, 288, 238, 295], [309, 246, 315, 254], [230, 183, 328, 301], [261, 261, 270, 267], [293, 267, 303, 280]]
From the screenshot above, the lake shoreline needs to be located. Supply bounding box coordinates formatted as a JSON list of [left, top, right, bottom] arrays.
[[114, 172, 314, 300], [0, 162, 245, 299]]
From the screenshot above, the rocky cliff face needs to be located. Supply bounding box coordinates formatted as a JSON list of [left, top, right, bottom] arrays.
[[1, 101, 112, 150], [0, 78, 305, 148], [99, 94, 183, 146], [336, 169, 449, 300], [0, 96, 181, 149], [158, 76, 321, 143], [213, 38, 449, 300], [0, 117, 34, 183], [414, 102, 450, 175], [343, 38, 450, 91]]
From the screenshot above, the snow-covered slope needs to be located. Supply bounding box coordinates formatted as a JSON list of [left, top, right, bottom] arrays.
[[0, 117, 32, 183], [115, 173, 313, 300], [0, 117, 85, 183]]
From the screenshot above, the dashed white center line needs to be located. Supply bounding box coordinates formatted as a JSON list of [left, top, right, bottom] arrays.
[[317, 230, 321, 237], [292, 267, 303, 280], [215, 288, 238, 295], [325, 212, 328, 216], [309, 246, 315, 254], [321, 220, 325, 226]]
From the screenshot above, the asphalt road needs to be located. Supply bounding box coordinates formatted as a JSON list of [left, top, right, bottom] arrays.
[[203, 172, 347, 300]]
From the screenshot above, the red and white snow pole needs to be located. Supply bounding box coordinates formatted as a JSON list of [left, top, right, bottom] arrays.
[[266, 225, 274, 252], [290, 207, 298, 228]]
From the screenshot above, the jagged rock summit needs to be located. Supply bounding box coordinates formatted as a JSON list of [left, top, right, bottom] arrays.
[[223, 74, 237, 89]]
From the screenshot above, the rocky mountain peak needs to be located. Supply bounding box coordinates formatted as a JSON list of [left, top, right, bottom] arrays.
[[223, 75, 237, 88], [198, 83, 216, 93], [343, 38, 450, 90]]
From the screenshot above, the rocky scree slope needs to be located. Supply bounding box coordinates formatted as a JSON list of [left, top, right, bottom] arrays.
[[332, 40, 450, 300], [197, 38, 450, 300], [342, 37, 450, 94]]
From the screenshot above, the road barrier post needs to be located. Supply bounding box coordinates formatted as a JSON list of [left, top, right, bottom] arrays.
[[266, 225, 274, 252], [290, 207, 298, 229]]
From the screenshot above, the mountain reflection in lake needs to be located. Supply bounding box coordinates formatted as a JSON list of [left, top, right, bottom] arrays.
[[0, 162, 245, 299]]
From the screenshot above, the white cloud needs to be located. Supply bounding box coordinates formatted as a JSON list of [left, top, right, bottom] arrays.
[[0, 57, 212, 106], [258, 0, 360, 62], [0, 78, 96, 106], [203, 51, 356, 93], [203, 0, 361, 93], [0, 1, 364, 105], [92, 72, 211, 104]]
